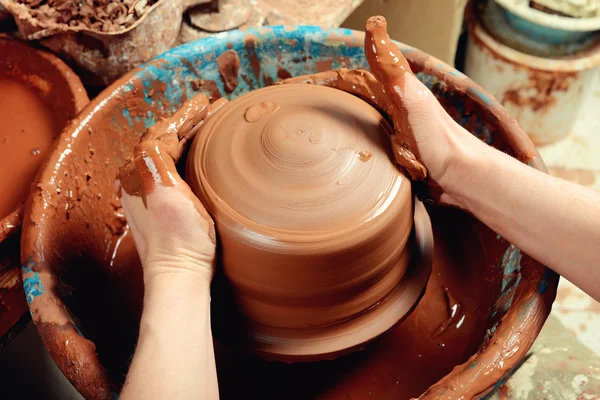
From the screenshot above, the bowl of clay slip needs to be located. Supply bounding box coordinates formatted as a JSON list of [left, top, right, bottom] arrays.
[[186, 83, 433, 361], [21, 26, 558, 399], [0, 37, 88, 243], [0, 36, 87, 348]]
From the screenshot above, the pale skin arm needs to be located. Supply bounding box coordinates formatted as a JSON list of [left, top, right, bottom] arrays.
[[399, 71, 600, 302], [118, 152, 219, 400]]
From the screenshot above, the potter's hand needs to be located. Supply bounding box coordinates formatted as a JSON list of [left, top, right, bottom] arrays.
[[117, 140, 216, 283], [116, 94, 222, 284], [364, 16, 477, 202], [119, 98, 220, 400], [365, 14, 600, 303]]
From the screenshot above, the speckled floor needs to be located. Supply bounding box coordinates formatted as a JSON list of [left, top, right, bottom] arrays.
[[540, 69, 600, 361], [489, 71, 600, 400]]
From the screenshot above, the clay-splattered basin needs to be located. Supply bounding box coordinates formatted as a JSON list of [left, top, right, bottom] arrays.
[[21, 27, 558, 400], [0, 37, 87, 349]]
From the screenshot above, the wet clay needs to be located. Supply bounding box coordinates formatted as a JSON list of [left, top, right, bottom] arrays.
[[275, 19, 428, 181], [243, 101, 279, 122], [186, 83, 431, 360], [118, 93, 228, 204], [0, 77, 60, 219], [216, 49, 240, 93], [207, 207, 502, 399], [363, 16, 427, 180]]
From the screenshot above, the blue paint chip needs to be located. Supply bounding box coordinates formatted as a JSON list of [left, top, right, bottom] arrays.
[[467, 87, 493, 106], [21, 258, 45, 304], [539, 269, 553, 294], [447, 69, 465, 78]]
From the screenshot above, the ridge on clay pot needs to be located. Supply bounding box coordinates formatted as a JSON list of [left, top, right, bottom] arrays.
[[0, 37, 88, 243], [21, 26, 558, 400], [186, 83, 433, 361]]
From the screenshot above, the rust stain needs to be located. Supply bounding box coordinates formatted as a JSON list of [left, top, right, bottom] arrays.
[[549, 167, 596, 186], [498, 383, 510, 400], [502, 71, 577, 112], [529, 1, 573, 17]]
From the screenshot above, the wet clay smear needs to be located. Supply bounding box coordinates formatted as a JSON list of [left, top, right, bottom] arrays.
[[0, 77, 59, 218], [14, 0, 158, 32], [216, 50, 241, 93]]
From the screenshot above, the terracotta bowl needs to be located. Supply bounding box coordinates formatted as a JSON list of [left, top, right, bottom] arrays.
[[0, 37, 87, 349], [186, 83, 433, 361], [0, 37, 88, 242], [21, 27, 558, 399]]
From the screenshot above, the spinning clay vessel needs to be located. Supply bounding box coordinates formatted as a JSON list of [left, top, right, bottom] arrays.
[[186, 83, 433, 361], [21, 26, 558, 399]]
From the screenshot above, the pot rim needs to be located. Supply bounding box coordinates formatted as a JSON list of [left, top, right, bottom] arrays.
[[467, 0, 600, 72], [495, 0, 600, 32]]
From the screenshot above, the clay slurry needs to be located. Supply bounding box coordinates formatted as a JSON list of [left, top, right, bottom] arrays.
[[0, 77, 59, 219]]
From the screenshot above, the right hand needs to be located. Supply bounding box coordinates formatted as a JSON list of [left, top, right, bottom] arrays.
[[364, 15, 481, 203]]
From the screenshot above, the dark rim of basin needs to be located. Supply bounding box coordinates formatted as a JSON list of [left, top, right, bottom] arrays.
[[20, 26, 558, 400]]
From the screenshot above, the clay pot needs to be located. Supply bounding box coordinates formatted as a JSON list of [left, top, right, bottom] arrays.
[[0, 0, 184, 85], [186, 83, 433, 361], [21, 26, 558, 399], [0, 37, 88, 243], [0, 37, 87, 350]]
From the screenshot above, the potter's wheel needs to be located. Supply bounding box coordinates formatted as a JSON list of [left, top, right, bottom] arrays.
[[186, 84, 433, 361], [21, 26, 558, 399]]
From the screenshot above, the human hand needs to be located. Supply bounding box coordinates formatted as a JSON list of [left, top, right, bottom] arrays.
[[364, 16, 481, 202], [117, 95, 219, 285], [118, 140, 216, 284]]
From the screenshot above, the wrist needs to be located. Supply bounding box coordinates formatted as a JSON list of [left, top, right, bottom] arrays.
[[436, 129, 490, 209], [143, 259, 213, 290]]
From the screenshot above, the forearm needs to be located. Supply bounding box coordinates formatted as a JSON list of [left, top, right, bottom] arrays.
[[121, 273, 219, 400], [442, 134, 600, 300]]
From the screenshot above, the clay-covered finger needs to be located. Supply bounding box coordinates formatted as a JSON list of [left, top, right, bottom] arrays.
[[176, 97, 229, 159], [141, 93, 211, 161], [364, 16, 428, 180]]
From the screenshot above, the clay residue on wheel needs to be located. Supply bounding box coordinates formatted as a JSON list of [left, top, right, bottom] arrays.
[[216, 50, 241, 93]]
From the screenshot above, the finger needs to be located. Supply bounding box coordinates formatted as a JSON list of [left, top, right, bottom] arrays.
[[364, 15, 428, 180], [177, 97, 229, 160], [364, 15, 413, 85]]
